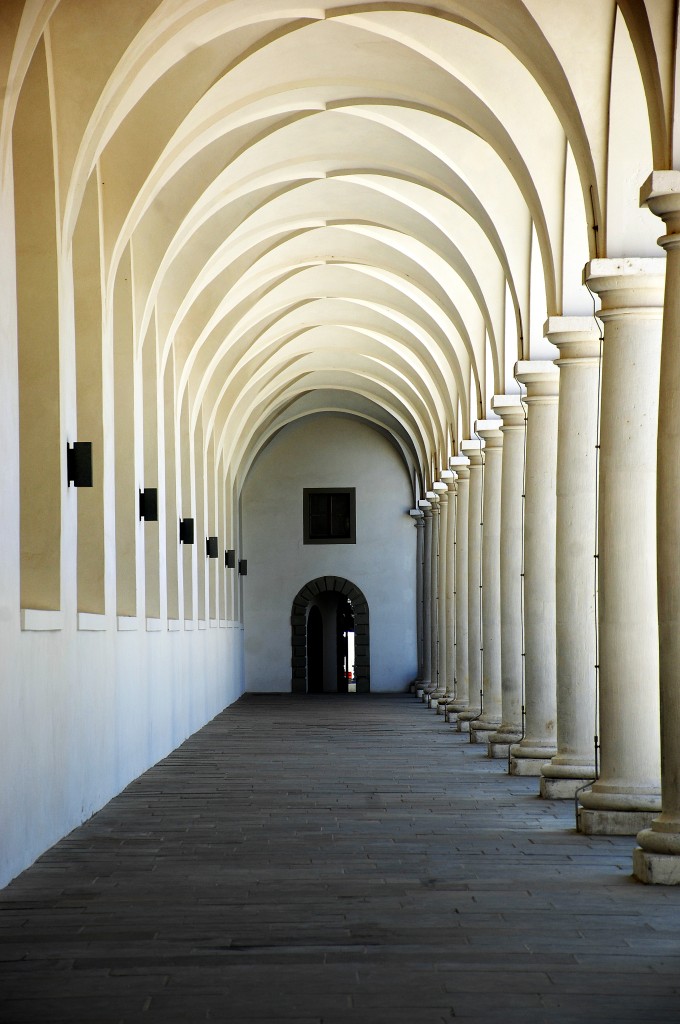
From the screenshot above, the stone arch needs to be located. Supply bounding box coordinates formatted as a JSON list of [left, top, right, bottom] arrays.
[[291, 577, 369, 693]]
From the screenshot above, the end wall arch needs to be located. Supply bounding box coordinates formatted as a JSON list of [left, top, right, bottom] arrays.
[[291, 576, 369, 693]]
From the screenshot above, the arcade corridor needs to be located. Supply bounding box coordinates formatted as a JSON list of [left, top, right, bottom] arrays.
[[1, 695, 679, 1023]]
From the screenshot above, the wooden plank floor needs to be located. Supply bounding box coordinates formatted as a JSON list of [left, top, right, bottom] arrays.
[[1, 693, 680, 1023]]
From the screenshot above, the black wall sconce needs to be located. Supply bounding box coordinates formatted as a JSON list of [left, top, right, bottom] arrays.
[[206, 536, 218, 559], [239, 559, 248, 576], [225, 549, 236, 569], [67, 442, 93, 487], [139, 488, 158, 522], [179, 518, 194, 545]]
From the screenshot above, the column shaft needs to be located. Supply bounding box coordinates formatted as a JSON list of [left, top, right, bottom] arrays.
[[635, 173, 680, 882], [430, 482, 448, 700], [425, 494, 440, 698], [418, 502, 433, 693], [457, 442, 483, 732], [443, 472, 457, 706], [470, 422, 503, 742], [487, 396, 525, 758], [446, 458, 470, 720], [510, 362, 559, 775], [540, 319, 600, 798], [409, 510, 425, 690], [579, 258, 663, 834]]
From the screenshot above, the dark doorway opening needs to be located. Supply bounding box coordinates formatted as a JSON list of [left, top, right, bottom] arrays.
[[291, 577, 369, 693], [307, 604, 324, 693]]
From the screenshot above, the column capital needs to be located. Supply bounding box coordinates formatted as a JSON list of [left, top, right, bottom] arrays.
[[583, 258, 665, 314], [449, 454, 470, 479], [409, 508, 424, 526], [474, 419, 503, 448], [544, 316, 601, 365], [433, 481, 448, 504], [640, 170, 680, 244], [491, 393, 525, 429], [514, 360, 559, 402], [440, 468, 457, 493], [418, 499, 432, 517], [460, 438, 483, 466], [426, 490, 440, 513]]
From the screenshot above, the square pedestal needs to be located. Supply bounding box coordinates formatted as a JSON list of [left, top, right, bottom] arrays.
[[578, 808, 657, 835], [487, 740, 510, 760], [540, 776, 593, 800], [469, 727, 496, 745], [457, 719, 471, 733], [509, 756, 545, 777], [633, 847, 680, 885]]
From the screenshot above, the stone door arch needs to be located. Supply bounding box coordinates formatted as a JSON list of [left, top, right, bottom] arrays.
[[291, 577, 370, 693]]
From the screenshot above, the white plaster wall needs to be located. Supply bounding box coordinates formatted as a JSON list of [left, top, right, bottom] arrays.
[[241, 415, 417, 692], [0, 622, 244, 889]]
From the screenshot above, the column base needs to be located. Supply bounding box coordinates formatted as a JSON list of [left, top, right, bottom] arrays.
[[445, 702, 467, 723], [470, 720, 502, 744], [540, 776, 594, 799], [509, 756, 547, 777], [578, 807, 657, 835], [633, 848, 680, 885], [486, 727, 522, 758], [456, 709, 481, 734]]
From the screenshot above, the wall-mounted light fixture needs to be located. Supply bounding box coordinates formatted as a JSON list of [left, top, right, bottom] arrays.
[[239, 559, 248, 576], [67, 442, 93, 487], [179, 518, 194, 545], [206, 536, 218, 559], [139, 488, 158, 522], [225, 549, 236, 569]]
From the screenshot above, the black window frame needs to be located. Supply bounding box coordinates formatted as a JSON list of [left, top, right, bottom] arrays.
[[303, 488, 356, 544]]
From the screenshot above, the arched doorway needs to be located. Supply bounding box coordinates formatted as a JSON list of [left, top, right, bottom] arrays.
[[291, 577, 370, 693]]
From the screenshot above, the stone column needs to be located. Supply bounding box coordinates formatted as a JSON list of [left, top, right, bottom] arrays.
[[487, 395, 526, 759], [436, 470, 458, 713], [540, 318, 600, 798], [429, 481, 449, 702], [578, 258, 664, 834], [470, 421, 504, 743], [509, 362, 559, 775], [409, 508, 425, 691], [635, 173, 680, 881], [457, 440, 483, 732], [446, 456, 470, 722], [422, 490, 440, 699], [416, 499, 433, 696]]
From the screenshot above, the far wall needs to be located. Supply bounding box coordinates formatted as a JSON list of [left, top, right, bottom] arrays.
[[241, 415, 417, 692]]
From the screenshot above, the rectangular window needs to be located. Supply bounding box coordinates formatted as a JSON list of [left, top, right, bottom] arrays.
[[303, 488, 356, 544]]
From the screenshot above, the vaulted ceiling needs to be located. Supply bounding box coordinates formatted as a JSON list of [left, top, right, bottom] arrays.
[[3, 0, 672, 499]]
